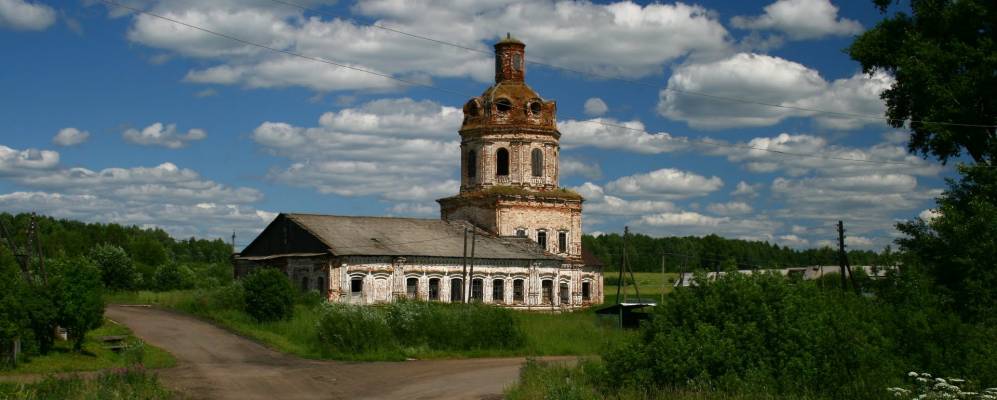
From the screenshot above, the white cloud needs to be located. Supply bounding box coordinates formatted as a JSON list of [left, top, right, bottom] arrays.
[[123, 122, 207, 149], [52, 127, 90, 147], [731, 0, 863, 40], [634, 210, 781, 240], [658, 53, 891, 130], [778, 234, 809, 247], [583, 97, 608, 117], [0, 145, 59, 174], [252, 98, 460, 203], [605, 168, 723, 199], [844, 235, 874, 248], [639, 211, 726, 227], [918, 208, 940, 222], [731, 181, 761, 198], [707, 201, 753, 216], [118, 1, 732, 92], [572, 182, 676, 216], [194, 88, 218, 98], [0, 0, 55, 31], [388, 202, 437, 216], [560, 118, 688, 154], [560, 158, 602, 180]]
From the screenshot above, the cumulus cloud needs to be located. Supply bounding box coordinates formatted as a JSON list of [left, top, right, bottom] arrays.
[[388, 202, 437, 216], [583, 98, 608, 117], [123, 122, 207, 149], [918, 208, 940, 222], [252, 98, 460, 203], [560, 118, 688, 154], [572, 182, 676, 216], [777, 234, 809, 247], [731, 181, 761, 198], [560, 158, 602, 180], [605, 168, 723, 199], [658, 53, 892, 130], [52, 127, 90, 147], [0, 145, 59, 174], [116, 0, 731, 92], [0, 0, 55, 31], [731, 0, 863, 40], [707, 201, 753, 216], [634, 210, 780, 241]]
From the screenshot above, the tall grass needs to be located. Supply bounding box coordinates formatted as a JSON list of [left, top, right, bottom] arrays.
[[0, 367, 174, 400]]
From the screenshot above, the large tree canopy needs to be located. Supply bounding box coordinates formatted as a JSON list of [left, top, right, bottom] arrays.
[[848, 0, 997, 164]]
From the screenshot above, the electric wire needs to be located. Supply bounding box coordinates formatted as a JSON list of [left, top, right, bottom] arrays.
[[100, 0, 963, 169]]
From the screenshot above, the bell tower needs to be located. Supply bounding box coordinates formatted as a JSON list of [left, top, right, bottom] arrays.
[[438, 34, 583, 262]]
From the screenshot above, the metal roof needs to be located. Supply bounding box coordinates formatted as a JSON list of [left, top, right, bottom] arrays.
[[284, 213, 561, 261]]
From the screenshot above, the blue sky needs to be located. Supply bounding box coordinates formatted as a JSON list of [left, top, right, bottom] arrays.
[[0, 0, 952, 250]]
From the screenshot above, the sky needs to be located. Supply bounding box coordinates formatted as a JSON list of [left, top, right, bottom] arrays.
[[0, 0, 953, 250]]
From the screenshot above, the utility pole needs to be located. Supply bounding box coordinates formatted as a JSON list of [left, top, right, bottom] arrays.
[[660, 254, 665, 304], [836, 220, 859, 293], [461, 227, 468, 303], [231, 230, 236, 253], [468, 228, 476, 303]]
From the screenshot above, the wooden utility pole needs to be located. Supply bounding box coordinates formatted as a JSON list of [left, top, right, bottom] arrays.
[[836, 220, 859, 293], [660, 254, 665, 304], [461, 227, 468, 303], [231, 230, 236, 253], [467, 228, 476, 302]]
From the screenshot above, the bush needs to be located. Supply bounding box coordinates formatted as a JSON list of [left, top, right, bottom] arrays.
[[316, 301, 525, 356], [89, 244, 137, 291], [242, 268, 295, 322], [154, 263, 195, 291]]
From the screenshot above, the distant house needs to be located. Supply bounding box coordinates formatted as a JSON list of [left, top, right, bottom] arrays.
[[674, 265, 894, 287], [234, 36, 604, 310]]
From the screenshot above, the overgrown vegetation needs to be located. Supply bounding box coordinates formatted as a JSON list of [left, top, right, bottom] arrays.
[[509, 271, 997, 400], [108, 288, 625, 361], [0, 367, 175, 400], [241, 268, 295, 322]]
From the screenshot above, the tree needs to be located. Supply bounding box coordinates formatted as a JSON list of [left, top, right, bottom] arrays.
[[242, 268, 295, 322], [896, 164, 997, 323], [89, 244, 136, 291], [154, 263, 195, 291], [848, 0, 997, 164], [50, 258, 104, 351]]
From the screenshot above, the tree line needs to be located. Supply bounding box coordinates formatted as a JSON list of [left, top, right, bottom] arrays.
[[583, 232, 891, 273]]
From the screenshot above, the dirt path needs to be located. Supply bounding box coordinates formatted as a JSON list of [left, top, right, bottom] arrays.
[[104, 305, 567, 400]]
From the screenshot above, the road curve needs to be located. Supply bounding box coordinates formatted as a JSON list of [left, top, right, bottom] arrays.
[[106, 305, 565, 400]]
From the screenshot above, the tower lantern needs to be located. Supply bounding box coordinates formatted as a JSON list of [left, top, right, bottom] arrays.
[[494, 33, 526, 83]]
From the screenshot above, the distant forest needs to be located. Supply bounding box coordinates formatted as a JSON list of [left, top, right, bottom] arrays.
[[583, 233, 891, 273], [0, 212, 233, 289]]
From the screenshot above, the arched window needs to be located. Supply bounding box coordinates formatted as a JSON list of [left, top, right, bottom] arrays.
[[316, 277, 325, 293], [531, 148, 543, 177], [495, 98, 512, 113], [529, 101, 541, 115], [496, 148, 509, 176], [467, 150, 477, 178]]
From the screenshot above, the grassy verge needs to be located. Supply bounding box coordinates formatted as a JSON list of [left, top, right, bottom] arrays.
[[107, 289, 629, 361], [505, 359, 822, 400], [1, 319, 175, 375], [0, 367, 176, 399]]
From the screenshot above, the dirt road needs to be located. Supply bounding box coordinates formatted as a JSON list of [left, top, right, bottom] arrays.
[[105, 305, 564, 400]]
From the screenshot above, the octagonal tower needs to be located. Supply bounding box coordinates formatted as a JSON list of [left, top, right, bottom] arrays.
[[438, 34, 583, 262]]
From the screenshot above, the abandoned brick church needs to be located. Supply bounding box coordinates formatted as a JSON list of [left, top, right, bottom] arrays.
[[234, 35, 604, 310]]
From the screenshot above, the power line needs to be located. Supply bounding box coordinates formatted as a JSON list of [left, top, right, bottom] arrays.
[[98, 0, 976, 169], [266, 0, 996, 130]]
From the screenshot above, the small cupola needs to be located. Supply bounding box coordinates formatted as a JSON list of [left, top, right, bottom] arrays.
[[494, 33, 525, 83]]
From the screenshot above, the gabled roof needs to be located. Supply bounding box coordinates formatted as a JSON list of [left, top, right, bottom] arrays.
[[243, 213, 561, 261]]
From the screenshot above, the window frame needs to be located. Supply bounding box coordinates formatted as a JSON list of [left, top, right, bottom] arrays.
[[406, 277, 419, 299], [496, 148, 510, 176], [492, 279, 504, 304], [558, 231, 568, 253], [537, 230, 547, 250], [531, 148, 544, 177], [467, 150, 477, 178], [428, 278, 440, 301], [513, 279, 525, 303]]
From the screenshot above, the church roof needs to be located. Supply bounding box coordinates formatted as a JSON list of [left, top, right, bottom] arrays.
[[240, 213, 561, 261]]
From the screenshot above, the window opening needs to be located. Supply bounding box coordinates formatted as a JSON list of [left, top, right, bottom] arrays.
[[558, 231, 567, 253], [406, 277, 418, 298], [471, 278, 483, 302], [317, 277, 325, 293], [492, 279, 504, 303], [531, 148, 543, 177], [450, 278, 463, 303], [537, 231, 547, 250], [429, 278, 440, 301], [301, 276, 309, 292], [350, 278, 363, 298], [541, 280, 553, 304], [496, 148, 509, 176], [515, 228, 527, 237], [495, 98, 512, 113], [513, 279, 525, 303], [529, 101, 541, 115], [560, 282, 570, 305], [467, 150, 477, 178], [582, 282, 591, 301]]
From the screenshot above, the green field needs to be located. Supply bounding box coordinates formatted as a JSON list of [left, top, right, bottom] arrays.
[[1, 319, 175, 375], [603, 271, 678, 305]]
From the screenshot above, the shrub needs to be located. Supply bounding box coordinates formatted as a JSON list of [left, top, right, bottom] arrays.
[[154, 263, 195, 291], [50, 258, 105, 351], [89, 244, 137, 291], [316, 301, 526, 357], [242, 268, 295, 322]]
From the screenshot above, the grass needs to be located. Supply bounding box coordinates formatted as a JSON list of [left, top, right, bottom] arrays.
[[505, 359, 824, 400], [603, 271, 678, 304], [1, 319, 175, 375], [0, 367, 176, 400], [107, 289, 631, 361]]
